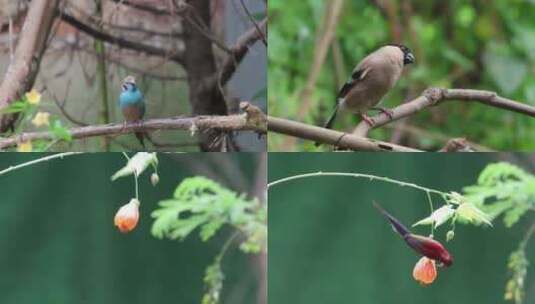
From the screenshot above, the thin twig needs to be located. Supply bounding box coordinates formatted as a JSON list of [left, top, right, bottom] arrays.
[[0, 152, 83, 176], [238, 0, 267, 46], [267, 172, 450, 199]]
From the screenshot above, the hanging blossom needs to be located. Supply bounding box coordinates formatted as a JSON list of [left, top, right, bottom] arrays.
[[114, 198, 140, 233], [413, 257, 437, 285]]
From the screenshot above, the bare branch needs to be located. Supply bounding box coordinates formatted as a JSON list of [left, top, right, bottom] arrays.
[[214, 17, 267, 87], [59, 12, 184, 64], [353, 87, 535, 137], [0, 102, 266, 149], [268, 116, 421, 152], [238, 0, 267, 46]]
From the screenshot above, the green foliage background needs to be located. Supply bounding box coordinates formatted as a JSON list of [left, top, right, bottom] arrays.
[[0, 153, 259, 303], [268, 153, 535, 303], [268, 0, 535, 151]]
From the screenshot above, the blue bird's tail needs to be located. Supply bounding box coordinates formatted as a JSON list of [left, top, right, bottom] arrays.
[[135, 132, 145, 148]]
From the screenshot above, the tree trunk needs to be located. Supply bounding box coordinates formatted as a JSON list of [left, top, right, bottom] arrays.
[[183, 1, 229, 151], [0, 0, 59, 132]]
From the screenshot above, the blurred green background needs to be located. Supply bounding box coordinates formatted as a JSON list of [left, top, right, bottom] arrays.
[[268, 153, 535, 303], [0, 153, 262, 303], [268, 0, 535, 151]]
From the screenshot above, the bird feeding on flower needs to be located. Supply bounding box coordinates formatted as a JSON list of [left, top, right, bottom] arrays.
[[373, 202, 453, 267]]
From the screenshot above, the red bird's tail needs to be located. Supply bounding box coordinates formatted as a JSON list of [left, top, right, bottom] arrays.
[[373, 201, 411, 237]]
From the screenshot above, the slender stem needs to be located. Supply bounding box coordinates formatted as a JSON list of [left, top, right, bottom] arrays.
[[426, 191, 435, 237], [94, 0, 110, 151], [268, 172, 450, 198], [0, 152, 83, 176], [519, 221, 535, 250], [134, 172, 139, 199], [217, 231, 240, 262]]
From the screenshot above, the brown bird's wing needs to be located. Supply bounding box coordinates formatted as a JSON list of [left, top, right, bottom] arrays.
[[336, 66, 371, 100], [319, 65, 371, 132]]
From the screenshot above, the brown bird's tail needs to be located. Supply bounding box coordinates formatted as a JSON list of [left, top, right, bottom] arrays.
[[323, 104, 339, 130], [135, 132, 145, 148], [315, 104, 339, 147]]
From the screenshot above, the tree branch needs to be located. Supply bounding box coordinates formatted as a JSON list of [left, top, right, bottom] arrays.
[[59, 12, 184, 64], [353, 87, 535, 137], [213, 17, 267, 88], [268, 116, 421, 152], [0, 103, 266, 149]]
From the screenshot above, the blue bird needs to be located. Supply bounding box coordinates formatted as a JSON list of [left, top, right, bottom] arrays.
[[119, 75, 146, 147]]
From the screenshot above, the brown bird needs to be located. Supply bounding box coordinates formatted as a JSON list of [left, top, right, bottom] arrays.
[[320, 44, 415, 133]]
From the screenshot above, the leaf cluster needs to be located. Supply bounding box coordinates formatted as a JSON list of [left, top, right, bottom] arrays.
[[463, 162, 535, 227], [151, 176, 267, 253]]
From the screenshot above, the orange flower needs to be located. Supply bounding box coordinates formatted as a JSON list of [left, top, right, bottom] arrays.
[[114, 199, 140, 233], [413, 257, 437, 285]]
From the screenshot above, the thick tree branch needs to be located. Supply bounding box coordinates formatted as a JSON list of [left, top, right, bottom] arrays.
[[353, 87, 535, 137], [0, 103, 266, 149], [268, 116, 421, 152], [59, 12, 184, 64], [0, 0, 59, 132]]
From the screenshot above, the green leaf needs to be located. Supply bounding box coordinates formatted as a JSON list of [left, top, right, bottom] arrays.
[[50, 120, 72, 141], [111, 152, 158, 180], [412, 205, 455, 228], [503, 204, 530, 228], [151, 176, 266, 251], [1, 101, 29, 114], [456, 203, 493, 226]]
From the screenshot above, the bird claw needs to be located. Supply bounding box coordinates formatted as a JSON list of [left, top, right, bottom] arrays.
[[361, 114, 375, 127], [373, 107, 394, 120]]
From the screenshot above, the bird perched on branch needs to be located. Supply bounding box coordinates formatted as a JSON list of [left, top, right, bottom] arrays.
[[373, 201, 453, 267], [119, 75, 146, 147], [318, 44, 414, 141]]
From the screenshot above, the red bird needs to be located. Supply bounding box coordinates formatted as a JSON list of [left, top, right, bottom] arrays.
[[373, 202, 453, 267]]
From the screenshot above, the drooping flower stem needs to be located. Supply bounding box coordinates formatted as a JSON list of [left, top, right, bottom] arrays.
[[134, 172, 139, 200], [426, 191, 435, 237], [120, 152, 140, 200]]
